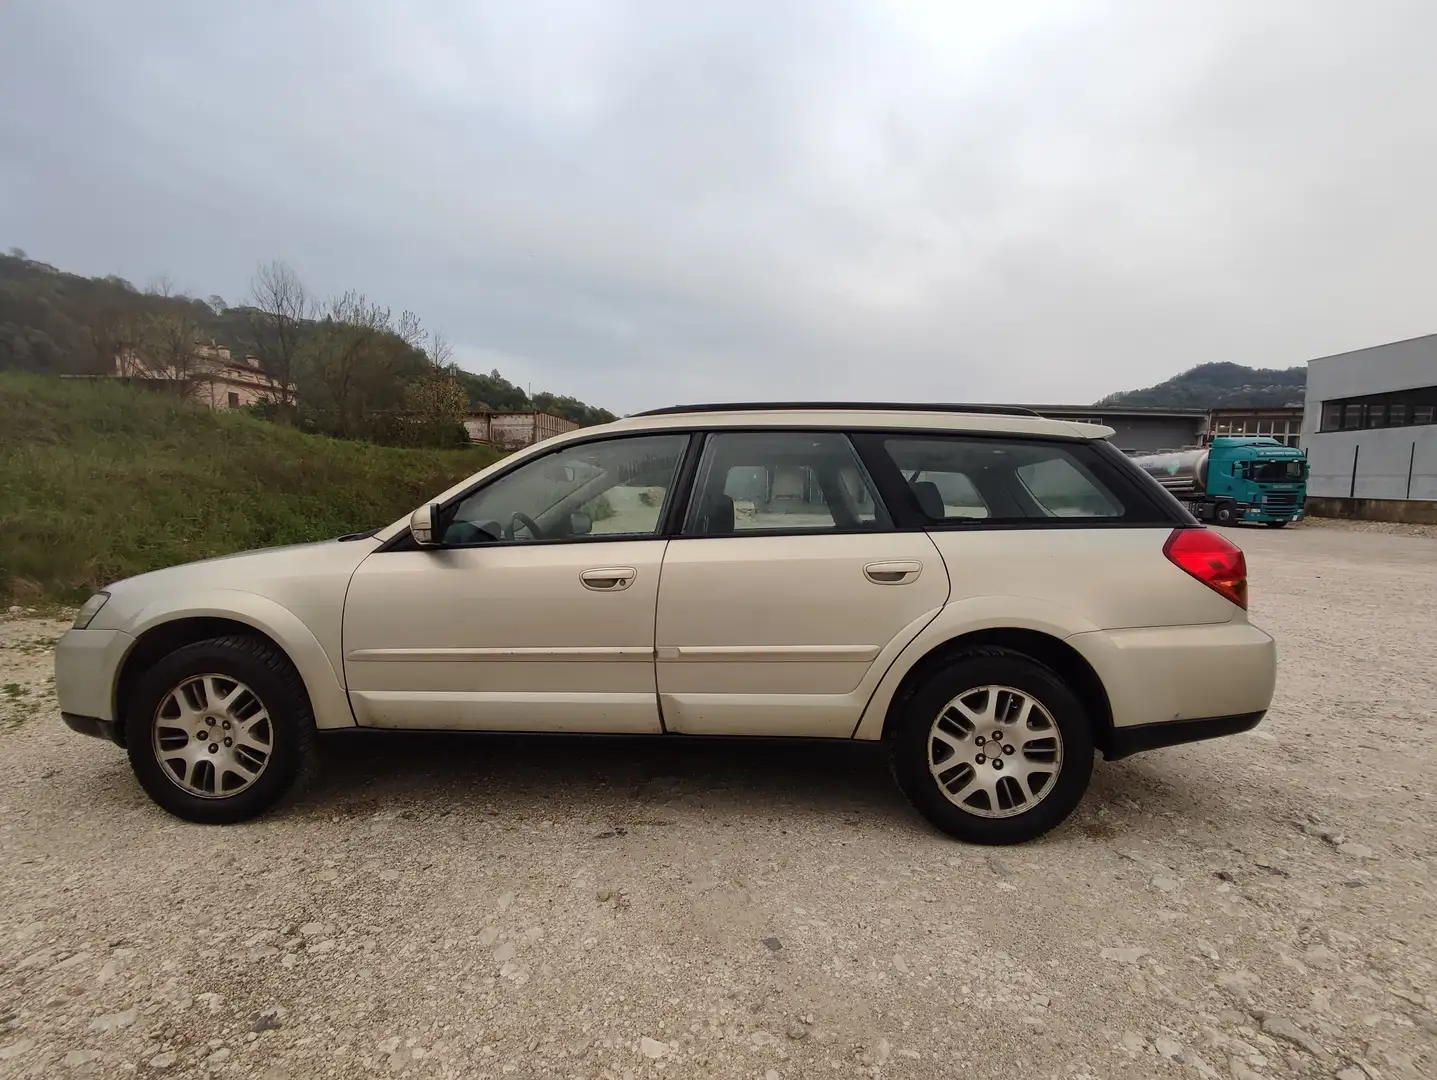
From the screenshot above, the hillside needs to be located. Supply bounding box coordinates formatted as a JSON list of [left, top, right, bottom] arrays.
[[0, 250, 615, 426], [0, 374, 503, 601], [1097, 362, 1306, 408]]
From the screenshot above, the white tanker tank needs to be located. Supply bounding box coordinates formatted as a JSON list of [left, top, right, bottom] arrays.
[[1129, 448, 1210, 498]]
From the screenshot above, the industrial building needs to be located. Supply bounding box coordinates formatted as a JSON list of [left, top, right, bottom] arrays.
[[1300, 333, 1437, 522]]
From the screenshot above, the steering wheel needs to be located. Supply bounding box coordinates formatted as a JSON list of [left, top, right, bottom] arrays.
[[506, 511, 544, 541]]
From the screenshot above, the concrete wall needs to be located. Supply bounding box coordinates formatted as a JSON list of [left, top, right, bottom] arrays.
[[1304, 426, 1437, 500], [1301, 334, 1437, 505]]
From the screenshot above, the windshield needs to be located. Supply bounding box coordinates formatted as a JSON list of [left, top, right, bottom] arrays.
[[1251, 460, 1307, 482]]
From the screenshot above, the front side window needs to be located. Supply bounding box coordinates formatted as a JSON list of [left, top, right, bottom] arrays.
[[883, 437, 1126, 522], [444, 433, 689, 544], [684, 431, 888, 535]]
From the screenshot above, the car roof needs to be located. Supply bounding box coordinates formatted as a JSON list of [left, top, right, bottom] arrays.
[[598, 402, 1115, 441]]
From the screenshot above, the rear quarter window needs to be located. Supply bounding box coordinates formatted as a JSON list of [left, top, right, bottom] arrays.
[[878, 435, 1181, 526]]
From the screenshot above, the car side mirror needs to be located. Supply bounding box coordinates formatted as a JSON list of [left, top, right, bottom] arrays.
[[410, 503, 442, 547], [569, 511, 592, 536]]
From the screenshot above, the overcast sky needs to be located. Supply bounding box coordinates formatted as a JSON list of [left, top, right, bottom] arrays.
[[3, 1, 1435, 414]]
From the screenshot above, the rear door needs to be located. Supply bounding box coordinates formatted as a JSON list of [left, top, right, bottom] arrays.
[[655, 430, 950, 737]]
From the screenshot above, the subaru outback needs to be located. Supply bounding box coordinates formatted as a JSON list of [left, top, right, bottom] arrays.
[[55, 402, 1275, 844]]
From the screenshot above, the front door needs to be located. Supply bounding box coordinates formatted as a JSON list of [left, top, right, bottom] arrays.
[[344, 432, 691, 732], [655, 430, 950, 737]]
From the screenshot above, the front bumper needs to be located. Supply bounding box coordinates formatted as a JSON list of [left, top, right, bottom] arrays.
[[62, 712, 122, 744], [1243, 504, 1303, 523], [54, 628, 133, 738]]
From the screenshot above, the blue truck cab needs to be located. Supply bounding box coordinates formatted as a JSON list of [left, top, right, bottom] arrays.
[[1131, 436, 1309, 527]]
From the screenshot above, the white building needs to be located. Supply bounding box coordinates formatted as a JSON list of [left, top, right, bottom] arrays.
[[1301, 333, 1437, 521]]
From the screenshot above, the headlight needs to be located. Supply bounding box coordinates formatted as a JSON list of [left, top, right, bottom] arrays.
[[72, 592, 110, 630]]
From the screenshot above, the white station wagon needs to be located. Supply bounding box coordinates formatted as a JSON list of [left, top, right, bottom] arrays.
[[55, 402, 1276, 844]]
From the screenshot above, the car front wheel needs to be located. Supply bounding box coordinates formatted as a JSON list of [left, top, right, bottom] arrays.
[[125, 635, 318, 824], [888, 647, 1093, 845]]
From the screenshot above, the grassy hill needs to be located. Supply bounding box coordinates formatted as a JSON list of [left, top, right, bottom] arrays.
[[0, 374, 504, 601], [1097, 362, 1306, 408]]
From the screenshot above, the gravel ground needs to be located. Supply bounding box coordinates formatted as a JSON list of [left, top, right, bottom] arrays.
[[1, 523, 1434, 1080]]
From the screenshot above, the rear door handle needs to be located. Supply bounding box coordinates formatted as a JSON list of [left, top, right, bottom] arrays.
[[580, 567, 637, 591], [864, 560, 923, 585]]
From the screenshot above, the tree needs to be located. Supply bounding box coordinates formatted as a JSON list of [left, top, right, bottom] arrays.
[[302, 292, 395, 435], [7, 247, 26, 260], [428, 330, 455, 370], [118, 312, 207, 397], [144, 273, 176, 298], [207, 294, 227, 316], [242, 260, 312, 406]]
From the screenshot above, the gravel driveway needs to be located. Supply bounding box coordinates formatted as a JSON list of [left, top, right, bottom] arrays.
[[1, 520, 1434, 1080]]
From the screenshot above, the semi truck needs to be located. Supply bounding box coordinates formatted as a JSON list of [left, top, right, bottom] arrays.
[[1129, 436, 1309, 527]]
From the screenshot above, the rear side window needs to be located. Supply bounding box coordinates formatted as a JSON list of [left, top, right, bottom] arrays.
[[880, 436, 1160, 524]]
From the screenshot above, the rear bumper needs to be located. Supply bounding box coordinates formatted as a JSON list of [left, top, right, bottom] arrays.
[[1104, 710, 1264, 760], [1067, 619, 1276, 754]]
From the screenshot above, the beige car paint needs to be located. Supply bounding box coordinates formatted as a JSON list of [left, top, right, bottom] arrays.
[[655, 532, 950, 736], [66, 537, 378, 729], [343, 539, 669, 733], [55, 405, 1276, 752]]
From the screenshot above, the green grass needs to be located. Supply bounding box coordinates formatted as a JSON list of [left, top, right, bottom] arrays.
[[0, 374, 505, 601]]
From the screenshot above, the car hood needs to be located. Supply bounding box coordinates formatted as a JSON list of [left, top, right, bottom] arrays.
[[96, 535, 384, 630]]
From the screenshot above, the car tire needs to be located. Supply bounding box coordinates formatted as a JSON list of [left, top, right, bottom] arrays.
[[887, 647, 1094, 845], [125, 635, 318, 824], [1214, 504, 1236, 525]]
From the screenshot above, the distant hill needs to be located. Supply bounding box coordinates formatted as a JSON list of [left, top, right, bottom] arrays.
[[0, 250, 615, 427], [1097, 362, 1306, 408]]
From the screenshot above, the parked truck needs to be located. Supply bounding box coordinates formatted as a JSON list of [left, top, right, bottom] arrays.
[[1129, 436, 1309, 527]]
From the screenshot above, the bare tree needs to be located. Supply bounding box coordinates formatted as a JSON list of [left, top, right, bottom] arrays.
[[428, 329, 456, 373], [144, 273, 175, 298], [394, 309, 426, 352], [244, 260, 312, 406], [119, 313, 207, 398]]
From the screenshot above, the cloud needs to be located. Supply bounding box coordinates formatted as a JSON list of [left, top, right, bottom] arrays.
[[3, 0, 1435, 413]]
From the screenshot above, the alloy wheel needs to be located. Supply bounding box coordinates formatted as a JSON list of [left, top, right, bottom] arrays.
[[151, 674, 274, 799], [927, 684, 1064, 818]]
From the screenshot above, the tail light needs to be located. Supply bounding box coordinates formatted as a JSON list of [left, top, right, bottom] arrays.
[[1163, 528, 1248, 609]]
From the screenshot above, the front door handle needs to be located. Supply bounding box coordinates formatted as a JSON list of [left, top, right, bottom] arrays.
[[580, 567, 637, 591], [864, 560, 923, 585]]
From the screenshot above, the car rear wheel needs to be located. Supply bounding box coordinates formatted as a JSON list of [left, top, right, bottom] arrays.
[[125, 635, 318, 824], [888, 647, 1093, 845]]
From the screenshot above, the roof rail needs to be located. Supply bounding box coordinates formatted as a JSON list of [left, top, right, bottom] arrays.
[[631, 400, 1043, 418]]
